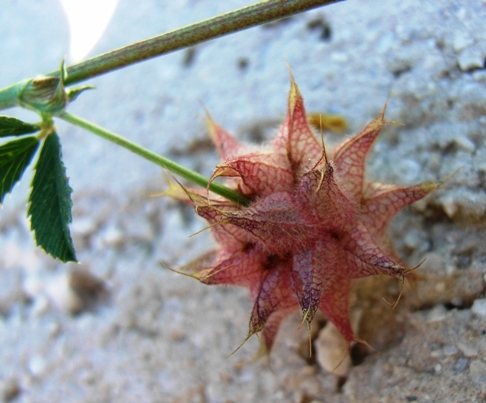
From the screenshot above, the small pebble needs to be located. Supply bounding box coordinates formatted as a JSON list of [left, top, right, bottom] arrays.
[[453, 357, 469, 374], [48, 321, 62, 338], [470, 359, 486, 385], [46, 273, 83, 315], [454, 136, 475, 153], [425, 304, 447, 322], [439, 195, 458, 218], [403, 229, 426, 251], [443, 345, 459, 356], [31, 295, 50, 317], [0, 377, 20, 401], [27, 355, 46, 377], [430, 349, 441, 358], [472, 70, 486, 83], [450, 297, 463, 307], [458, 8, 468, 20], [69, 268, 106, 300], [71, 216, 97, 237], [376, 32, 395, 53], [316, 322, 352, 377], [411, 198, 428, 212], [458, 48, 485, 71], [98, 225, 125, 248], [457, 342, 479, 358], [471, 299, 486, 318], [330, 52, 348, 63], [451, 32, 474, 52]]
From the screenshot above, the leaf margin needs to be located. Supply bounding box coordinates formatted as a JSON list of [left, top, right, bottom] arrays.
[[0, 115, 40, 138], [28, 132, 77, 262], [0, 136, 40, 203]]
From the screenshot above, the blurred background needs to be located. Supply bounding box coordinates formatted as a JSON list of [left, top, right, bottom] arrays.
[[0, 1, 485, 401]]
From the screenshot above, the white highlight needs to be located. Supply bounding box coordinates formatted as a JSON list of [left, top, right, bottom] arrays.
[[60, 0, 119, 62]]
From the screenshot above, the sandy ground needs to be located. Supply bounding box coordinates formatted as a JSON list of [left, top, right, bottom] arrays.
[[0, 0, 485, 402]]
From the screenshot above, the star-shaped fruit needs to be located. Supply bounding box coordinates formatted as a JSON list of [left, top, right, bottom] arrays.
[[170, 73, 440, 355]]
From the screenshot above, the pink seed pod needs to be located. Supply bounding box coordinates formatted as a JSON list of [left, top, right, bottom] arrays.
[[168, 72, 441, 356]]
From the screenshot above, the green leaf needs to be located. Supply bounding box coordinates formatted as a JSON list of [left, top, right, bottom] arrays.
[[0, 116, 40, 137], [67, 85, 95, 103], [28, 133, 77, 262], [0, 136, 40, 203]]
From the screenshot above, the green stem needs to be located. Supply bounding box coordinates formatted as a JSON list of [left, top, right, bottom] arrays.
[[0, 0, 342, 110], [59, 112, 251, 206], [0, 81, 26, 110], [62, 0, 341, 85]]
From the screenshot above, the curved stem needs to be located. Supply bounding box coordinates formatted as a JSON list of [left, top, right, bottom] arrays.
[[59, 112, 251, 206]]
